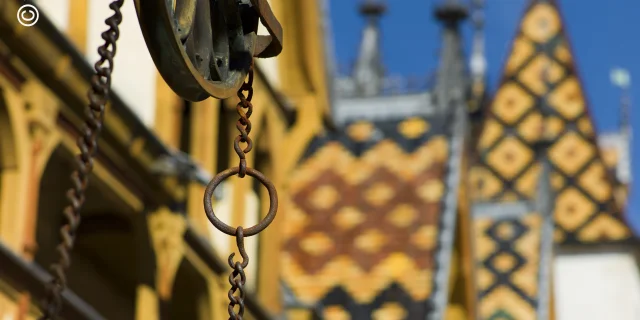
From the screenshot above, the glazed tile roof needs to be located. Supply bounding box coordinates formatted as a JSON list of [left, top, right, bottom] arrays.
[[283, 111, 463, 318], [469, 1, 635, 319], [469, 0, 633, 245]]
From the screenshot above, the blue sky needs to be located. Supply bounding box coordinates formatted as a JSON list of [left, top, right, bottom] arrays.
[[328, 0, 640, 231]]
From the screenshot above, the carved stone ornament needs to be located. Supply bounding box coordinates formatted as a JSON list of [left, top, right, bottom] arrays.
[[148, 208, 187, 300]]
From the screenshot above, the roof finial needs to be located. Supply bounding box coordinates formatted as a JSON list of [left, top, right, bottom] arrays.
[[467, 0, 486, 113], [611, 67, 633, 185], [434, 0, 468, 26], [360, 0, 386, 17], [611, 68, 632, 132], [470, 0, 486, 87], [352, 0, 386, 97], [432, 0, 468, 113]]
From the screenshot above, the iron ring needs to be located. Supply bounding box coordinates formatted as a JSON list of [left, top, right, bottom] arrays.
[[203, 167, 278, 237]]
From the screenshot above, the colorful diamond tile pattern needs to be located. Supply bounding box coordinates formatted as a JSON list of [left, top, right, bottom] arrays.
[[470, 0, 632, 245], [283, 116, 453, 318], [474, 215, 542, 320], [470, 1, 634, 319]]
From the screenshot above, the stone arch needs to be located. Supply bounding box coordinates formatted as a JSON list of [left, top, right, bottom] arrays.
[[0, 92, 17, 173], [0, 87, 30, 250], [168, 259, 213, 319], [35, 146, 139, 319]]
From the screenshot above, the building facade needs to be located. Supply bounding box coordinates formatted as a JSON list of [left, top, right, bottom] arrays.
[[282, 0, 640, 319], [0, 0, 331, 318], [0, 0, 638, 319]]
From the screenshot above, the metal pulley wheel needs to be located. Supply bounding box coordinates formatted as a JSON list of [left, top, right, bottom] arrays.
[[134, 0, 283, 101]]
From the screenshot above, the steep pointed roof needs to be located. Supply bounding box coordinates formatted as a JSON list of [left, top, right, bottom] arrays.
[[282, 113, 462, 318], [469, 1, 635, 318], [471, 0, 634, 245]]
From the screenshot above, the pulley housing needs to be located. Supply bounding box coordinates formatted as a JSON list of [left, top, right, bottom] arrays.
[[134, 0, 282, 101]]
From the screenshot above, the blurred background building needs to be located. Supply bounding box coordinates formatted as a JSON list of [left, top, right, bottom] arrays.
[[0, 0, 638, 319]]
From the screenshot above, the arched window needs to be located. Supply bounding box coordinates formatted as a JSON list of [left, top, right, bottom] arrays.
[[35, 146, 139, 319], [0, 87, 28, 250], [0, 86, 33, 318], [169, 259, 212, 319], [0, 90, 16, 228]]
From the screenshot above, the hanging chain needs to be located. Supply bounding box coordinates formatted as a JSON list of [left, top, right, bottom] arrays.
[[204, 60, 278, 320], [228, 63, 253, 320], [228, 61, 253, 320], [234, 62, 254, 179], [40, 1, 124, 318], [227, 227, 249, 319]]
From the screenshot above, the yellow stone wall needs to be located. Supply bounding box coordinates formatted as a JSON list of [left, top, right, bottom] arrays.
[[0, 0, 331, 318]]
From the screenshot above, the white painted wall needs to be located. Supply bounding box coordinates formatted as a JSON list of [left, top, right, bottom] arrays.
[[208, 183, 260, 290], [554, 252, 640, 320], [34, 0, 70, 32], [243, 189, 260, 291], [33, 1, 158, 127], [599, 132, 632, 184], [255, 0, 280, 87], [210, 182, 233, 261], [86, 0, 157, 127]]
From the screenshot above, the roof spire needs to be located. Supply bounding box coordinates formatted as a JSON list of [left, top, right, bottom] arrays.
[[433, 0, 468, 112], [469, 0, 486, 111], [429, 1, 468, 317], [470, 0, 486, 83], [611, 68, 632, 133], [352, 0, 386, 97], [611, 68, 633, 185]]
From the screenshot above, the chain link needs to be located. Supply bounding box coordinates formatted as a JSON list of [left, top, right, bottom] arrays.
[[228, 61, 254, 320], [40, 1, 124, 318], [34, 1, 277, 318], [233, 61, 255, 178], [227, 227, 249, 319]]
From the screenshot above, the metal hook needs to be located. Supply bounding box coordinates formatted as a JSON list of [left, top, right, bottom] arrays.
[[229, 227, 249, 269]]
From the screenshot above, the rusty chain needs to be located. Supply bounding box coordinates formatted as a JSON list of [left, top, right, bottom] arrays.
[[234, 63, 255, 178], [204, 61, 278, 320], [227, 63, 255, 320], [34, 0, 278, 318], [40, 0, 124, 318], [227, 227, 249, 319]]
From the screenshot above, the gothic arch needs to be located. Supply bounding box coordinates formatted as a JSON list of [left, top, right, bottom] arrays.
[[0, 91, 17, 174], [34, 146, 140, 319], [0, 86, 30, 250], [168, 259, 212, 320]]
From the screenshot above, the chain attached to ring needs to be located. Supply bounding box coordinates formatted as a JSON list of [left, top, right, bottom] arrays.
[[228, 63, 254, 319], [204, 60, 278, 320], [227, 227, 249, 319]]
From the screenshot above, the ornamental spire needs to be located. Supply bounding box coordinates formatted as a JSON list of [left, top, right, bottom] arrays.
[[469, 0, 487, 112], [352, 0, 386, 97], [433, 0, 468, 112]]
